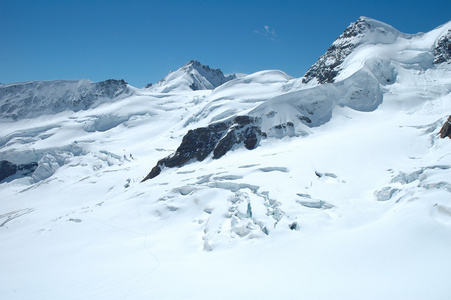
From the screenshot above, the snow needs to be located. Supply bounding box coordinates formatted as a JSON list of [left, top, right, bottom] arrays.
[[148, 60, 236, 93], [1, 18, 451, 300], [0, 79, 131, 120]]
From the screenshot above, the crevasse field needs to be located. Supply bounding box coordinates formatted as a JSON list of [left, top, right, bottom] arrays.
[[1, 17, 451, 299]]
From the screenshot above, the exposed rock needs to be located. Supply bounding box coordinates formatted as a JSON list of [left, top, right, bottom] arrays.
[[188, 60, 237, 85], [149, 60, 237, 93], [302, 18, 369, 84], [289, 222, 299, 231], [439, 115, 451, 138], [142, 116, 261, 181], [302, 17, 401, 84], [95, 79, 129, 99], [213, 116, 261, 159], [434, 30, 451, 64], [0, 160, 38, 182], [266, 122, 296, 138]]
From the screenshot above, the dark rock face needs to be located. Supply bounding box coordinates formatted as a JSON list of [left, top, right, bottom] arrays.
[[434, 30, 451, 64], [95, 79, 129, 98], [187, 60, 237, 91], [188, 60, 236, 82], [142, 116, 261, 181], [189, 83, 200, 91], [0, 160, 38, 182], [289, 222, 299, 231], [68, 79, 129, 110], [213, 115, 262, 159], [440, 115, 451, 139], [69, 79, 130, 110], [302, 17, 370, 84]]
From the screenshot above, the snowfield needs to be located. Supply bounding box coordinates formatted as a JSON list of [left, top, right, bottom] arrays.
[[1, 17, 451, 299]]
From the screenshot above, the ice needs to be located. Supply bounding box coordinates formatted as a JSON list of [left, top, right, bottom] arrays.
[[258, 166, 288, 172], [375, 187, 400, 201], [172, 185, 197, 196], [0, 208, 35, 227], [297, 200, 335, 209], [391, 165, 450, 184], [209, 181, 259, 193]]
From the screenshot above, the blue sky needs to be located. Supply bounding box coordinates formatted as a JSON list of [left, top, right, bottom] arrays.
[[1, 0, 451, 88]]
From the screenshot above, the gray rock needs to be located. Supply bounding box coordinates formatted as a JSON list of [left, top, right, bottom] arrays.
[[302, 17, 370, 84], [0, 160, 38, 182], [434, 30, 451, 64], [439, 115, 451, 139], [289, 222, 299, 231], [142, 116, 262, 181]]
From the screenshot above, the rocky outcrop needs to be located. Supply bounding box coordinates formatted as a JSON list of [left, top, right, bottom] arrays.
[[302, 18, 370, 84], [188, 60, 237, 86], [95, 79, 129, 99], [434, 30, 451, 64], [142, 116, 262, 181], [213, 116, 262, 158], [440, 115, 451, 139], [0, 160, 38, 182]]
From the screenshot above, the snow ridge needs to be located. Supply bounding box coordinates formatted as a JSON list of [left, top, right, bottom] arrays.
[[0, 79, 131, 120]]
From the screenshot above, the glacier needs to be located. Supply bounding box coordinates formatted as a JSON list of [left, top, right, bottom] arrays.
[[1, 17, 451, 300]]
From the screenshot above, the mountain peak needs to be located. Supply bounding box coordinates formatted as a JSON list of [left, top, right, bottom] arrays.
[[186, 60, 203, 67], [147, 60, 236, 93], [303, 17, 404, 84]]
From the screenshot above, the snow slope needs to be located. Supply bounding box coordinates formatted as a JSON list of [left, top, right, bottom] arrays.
[[1, 17, 451, 300]]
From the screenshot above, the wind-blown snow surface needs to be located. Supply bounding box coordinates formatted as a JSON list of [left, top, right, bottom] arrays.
[[2, 18, 451, 300]]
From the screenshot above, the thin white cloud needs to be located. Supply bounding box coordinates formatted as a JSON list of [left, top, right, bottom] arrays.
[[255, 25, 277, 41]]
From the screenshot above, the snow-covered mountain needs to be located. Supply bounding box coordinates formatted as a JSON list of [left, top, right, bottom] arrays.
[[302, 16, 407, 84], [0, 79, 131, 120], [147, 60, 237, 93], [1, 17, 451, 300], [143, 16, 451, 179]]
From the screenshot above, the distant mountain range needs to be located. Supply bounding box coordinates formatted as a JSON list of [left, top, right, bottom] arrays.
[[0, 79, 130, 120]]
